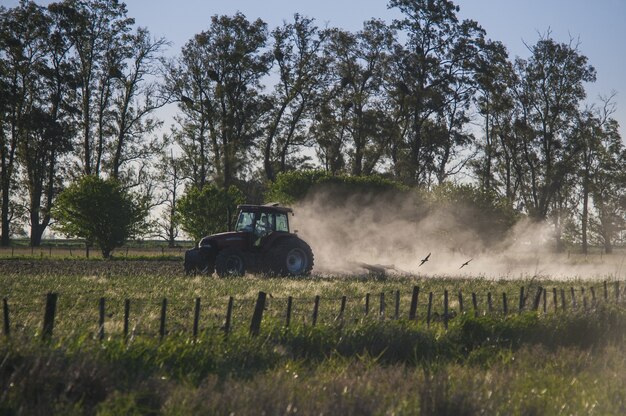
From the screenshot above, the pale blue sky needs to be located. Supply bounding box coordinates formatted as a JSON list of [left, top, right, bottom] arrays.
[[3, 0, 625, 137]]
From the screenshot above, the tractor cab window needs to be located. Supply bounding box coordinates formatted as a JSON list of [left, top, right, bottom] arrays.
[[254, 212, 273, 238], [275, 213, 289, 232], [235, 211, 254, 232]]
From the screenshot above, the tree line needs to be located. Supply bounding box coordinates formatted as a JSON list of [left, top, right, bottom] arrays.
[[1, 0, 624, 256]]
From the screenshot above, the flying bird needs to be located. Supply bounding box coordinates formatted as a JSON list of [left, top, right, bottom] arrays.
[[459, 259, 473, 269], [419, 252, 431, 267]]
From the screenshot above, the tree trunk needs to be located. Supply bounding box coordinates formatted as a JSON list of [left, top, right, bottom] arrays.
[[604, 238, 613, 254], [581, 167, 589, 255], [554, 211, 565, 253], [1, 188, 10, 247], [30, 224, 44, 247]]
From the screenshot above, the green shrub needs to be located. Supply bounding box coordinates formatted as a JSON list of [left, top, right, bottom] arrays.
[[423, 183, 519, 246], [265, 170, 408, 204], [176, 184, 245, 242], [52, 176, 149, 258]]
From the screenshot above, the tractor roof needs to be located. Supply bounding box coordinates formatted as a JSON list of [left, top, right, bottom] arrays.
[[237, 203, 293, 214]]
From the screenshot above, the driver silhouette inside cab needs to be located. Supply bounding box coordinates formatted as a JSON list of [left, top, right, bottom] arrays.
[[254, 213, 273, 246]]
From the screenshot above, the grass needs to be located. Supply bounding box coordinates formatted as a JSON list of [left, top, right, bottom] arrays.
[[1, 260, 626, 414]]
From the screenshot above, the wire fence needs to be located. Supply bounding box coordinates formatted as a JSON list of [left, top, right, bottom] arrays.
[[0, 245, 189, 259], [3, 280, 624, 341]]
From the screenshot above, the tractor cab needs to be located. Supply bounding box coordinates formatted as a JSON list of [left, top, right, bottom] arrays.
[[234, 204, 293, 247]]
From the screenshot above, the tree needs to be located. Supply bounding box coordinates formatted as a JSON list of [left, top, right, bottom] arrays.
[[588, 110, 626, 254], [106, 27, 168, 182], [0, 1, 51, 246], [176, 184, 244, 243], [52, 175, 148, 258], [50, 0, 135, 177], [571, 96, 625, 254], [16, 2, 76, 247], [263, 14, 330, 181], [471, 39, 514, 194], [511, 35, 596, 251], [512, 35, 596, 221], [387, 0, 486, 186], [313, 19, 396, 176], [153, 149, 184, 247], [165, 13, 271, 189]]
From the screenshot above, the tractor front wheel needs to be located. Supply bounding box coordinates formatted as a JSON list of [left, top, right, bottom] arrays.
[[184, 247, 215, 276], [215, 248, 246, 277]]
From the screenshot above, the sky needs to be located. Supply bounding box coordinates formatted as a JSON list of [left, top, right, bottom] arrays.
[[2, 0, 625, 137]]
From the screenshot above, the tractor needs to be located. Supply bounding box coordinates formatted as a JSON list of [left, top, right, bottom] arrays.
[[184, 203, 314, 277]]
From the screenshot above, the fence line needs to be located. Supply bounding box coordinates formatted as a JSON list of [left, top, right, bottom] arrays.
[[2, 281, 624, 341]]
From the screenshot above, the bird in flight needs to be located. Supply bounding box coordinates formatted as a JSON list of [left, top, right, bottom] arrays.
[[419, 252, 431, 267], [459, 259, 473, 269]]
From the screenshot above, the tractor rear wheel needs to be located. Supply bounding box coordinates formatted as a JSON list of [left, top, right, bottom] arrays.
[[271, 239, 314, 276], [215, 248, 246, 277]]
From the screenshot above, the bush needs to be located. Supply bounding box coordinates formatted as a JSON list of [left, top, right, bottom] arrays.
[[265, 170, 408, 204], [176, 184, 245, 242], [422, 183, 519, 246], [52, 176, 148, 258]]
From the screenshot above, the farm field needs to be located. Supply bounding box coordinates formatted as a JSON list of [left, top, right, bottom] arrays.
[[1, 259, 626, 415]]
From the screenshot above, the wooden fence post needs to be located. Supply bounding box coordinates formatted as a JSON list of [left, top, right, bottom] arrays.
[[532, 286, 543, 311], [364, 293, 370, 316], [42, 293, 58, 340], [409, 286, 419, 321], [615, 281, 620, 304], [570, 287, 577, 310], [394, 290, 400, 320], [224, 296, 234, 335], [337, 296, 346, 322], [444, 290, 449, 330], [560, 288, 566, 311], [590, 287, 596, 307], [98, 297, 105, 341], [502, 292, 508, 315], [379, 292, 385, 321], [159, 298, 167, 340], [124, 299, 130, 340], [552, 288, 558, 313], [193, 297, 201, 339], [518, 287, 525, 313], [472, 292, 478, 318], [426, 292, 433, 327], [458, 290, 464, 314], [286, 296, 293, 327], [604, 281, 608, 301], [581, 288, 587, 311], [250, 292, 266, 336], [542, 288, 547, 314], [312, 295, 320, 326], [487, 292, 493, 313], [3, 298, 9, 337]]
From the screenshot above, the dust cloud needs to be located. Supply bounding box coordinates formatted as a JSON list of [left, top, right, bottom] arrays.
[[290, 190, 626, 280]]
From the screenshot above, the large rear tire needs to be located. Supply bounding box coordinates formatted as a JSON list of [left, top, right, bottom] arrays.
[[215, 248, 246, 277], [271, 239, 314, 276]]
